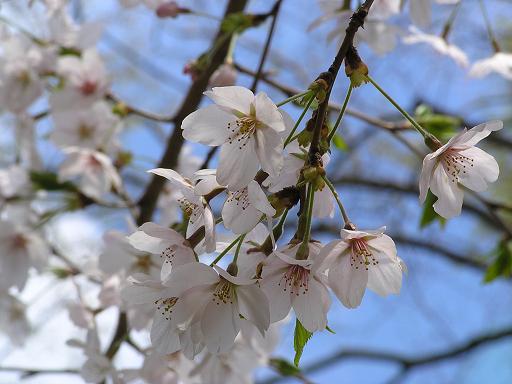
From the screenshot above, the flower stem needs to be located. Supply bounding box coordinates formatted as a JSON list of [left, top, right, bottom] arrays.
[[225, 33, 238, 65], [210, 234, 243, 266], [233, 234, 246, 264], [322, 174, 352, 227], [478, 0, 501, 52], [303, 183, 315, 244], [283, 92, 317, 147], [365, 75, 433, 140], [327, 84, 353, 143], [276, 90, 311, 107], [261, 208, 289, 254]]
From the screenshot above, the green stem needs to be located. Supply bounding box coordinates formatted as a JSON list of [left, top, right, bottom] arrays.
[[327, 84, 353, 143], [478, 0, 501, 52], [276, 90, 311, 107], [302, 183, 315, 244], [283, 92, 317, 147], [366, 75, 432, 140], [322, 174, 351, 227], [210, 234, 243, 266], [440, 1, 462, 40], [233, 234, 246, 264], [225, 33, 238, 65]]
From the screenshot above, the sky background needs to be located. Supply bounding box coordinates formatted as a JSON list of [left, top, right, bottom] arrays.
[[0, 0, 511, 383]]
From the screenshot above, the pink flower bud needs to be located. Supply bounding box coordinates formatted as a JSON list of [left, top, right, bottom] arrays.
[[156, 1, 180, 18], [209, 64, 237, 87]]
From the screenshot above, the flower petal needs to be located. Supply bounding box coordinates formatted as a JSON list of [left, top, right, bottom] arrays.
[[182, 105, 232, 146], [430, 163, 464, 219], [457, 147, 499, 191], [292, 277, 329, 332], [201, 300, 240, 354], [237, 284, 270, 335], [254, 92, 286, 132], [204, 86, 254, 115], [328, 254, 368, 309], [217, 135, 259, 191]]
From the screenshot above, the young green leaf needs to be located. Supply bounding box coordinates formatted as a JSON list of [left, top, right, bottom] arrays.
[[420, 190, 446, 228], [293, 319, 312, 367], [484, 240, 512, 283]]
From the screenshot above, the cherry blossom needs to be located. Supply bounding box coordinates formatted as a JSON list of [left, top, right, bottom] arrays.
[[51, 101, 120, 150], [419, 120, 503, 219], [0, 293, 31, 346], [58, 147, 122, 200], [162, 262, 271, 354], [260, 243, 331, 332], [469, 52, 512, 81], [319, 227, 405, 308], [182, 86, 286, 190], [0, 220, 50, 291], [403, 26, 469, 67], [149, 168, 216, 252], [209, 63, 238, 88], [127, 222, 196, 280]]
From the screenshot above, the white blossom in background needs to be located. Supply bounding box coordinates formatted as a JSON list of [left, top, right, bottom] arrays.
[[0, 165, 30, 200], [0, 220, 50, 291], [127, 222, 196, 280], [0, 35, 45, 114], [403, 26, 469, 67], [51, 101, 120, 150], [261, 243, 331, 332], [15, 115, 42, 169], [0, 293, 31, 345], [67, 301, 95, 330], [209, 63, 238, 88], [182, 86, 286, 191], [469, 52, 512, 81], [320, 227, 405, 308], [46, 8, 103, 50], [52, 49, 108, 110], [58, 147, 122, 200], [419, 120, 503, 218], [99, 230, 161, 278], [150, 168, 216, 252]]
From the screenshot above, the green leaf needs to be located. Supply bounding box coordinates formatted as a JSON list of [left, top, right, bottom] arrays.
[[269, 358, 301, 377], [326, 325, 336, 334], [484, 240, 512, 283], [30, 171, 77, 192], [293, 319, 312, 367], [420, 190, 446, 228], [414, 104, 460, 141], [332, 134, 348, 151], [221, 13, 254, 34]]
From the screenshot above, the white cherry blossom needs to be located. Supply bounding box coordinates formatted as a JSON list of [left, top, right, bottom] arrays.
[[51, 101, 120, 150], [419, 121, 503, 218], [319, 227, 405, 308], [149, 168, 216, 252], [182, 86, 286, 191], [469, 52, 512, 81], [127, 222, 196, 280], [58, 147, 122, 200], [0, 293, 31, 345], [0, 220, 50, 291], [403, 26, 468, 67], [260, 243, 330, 332], [163, 262, 271, 354]]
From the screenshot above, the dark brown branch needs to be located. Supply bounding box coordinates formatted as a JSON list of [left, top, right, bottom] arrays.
[[136, 0, 250, 225]]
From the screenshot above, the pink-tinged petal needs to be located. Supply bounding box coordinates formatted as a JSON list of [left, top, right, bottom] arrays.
[[194, 170, 223, 195], [280, 110, 295, 138], [254, 128, 283, 178], [457, 147, 499, 191], [367, 234, 397, 261], [182, 105, 232, 146], [339, 227, 384, 241], [254, 92, 286, 132], [120, 281, 162, 305], [222, 189, 262, 235], [163, 262, 218, 294], [248, 180, 275, 216], [452, 120, 503, 149], [317, 239, 349, 272], [172, 285, 211, 325], [237, 284, 270, 335], [204, 86, 254, 115], [127, 230, 168, 255], [261, 268, 292, 322], [217, 135, 259, 191], [292, 277, 329, 332], [430, 163, 464, 219], [313, 186, 334, 218], [202, 205, 216, 253], [201, 300, 240, 354], [139, 222, 186, 244], [273, 250, 312, 268], [150, 312, 181, 354], [419, 153, 438, 203], [367, 255, 403, 296], [148, 168, 191, 189], [214, 265, 256, 286], [328, 254, 368, 309]]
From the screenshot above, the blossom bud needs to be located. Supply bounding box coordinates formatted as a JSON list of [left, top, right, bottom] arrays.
[[269, 186, 300, 216], [309, 77, 330, 103], [345, 46, 369, 88], [156, 2, 185, 18], [209, 63, 237, 87], [424, 134, 443, 151]]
